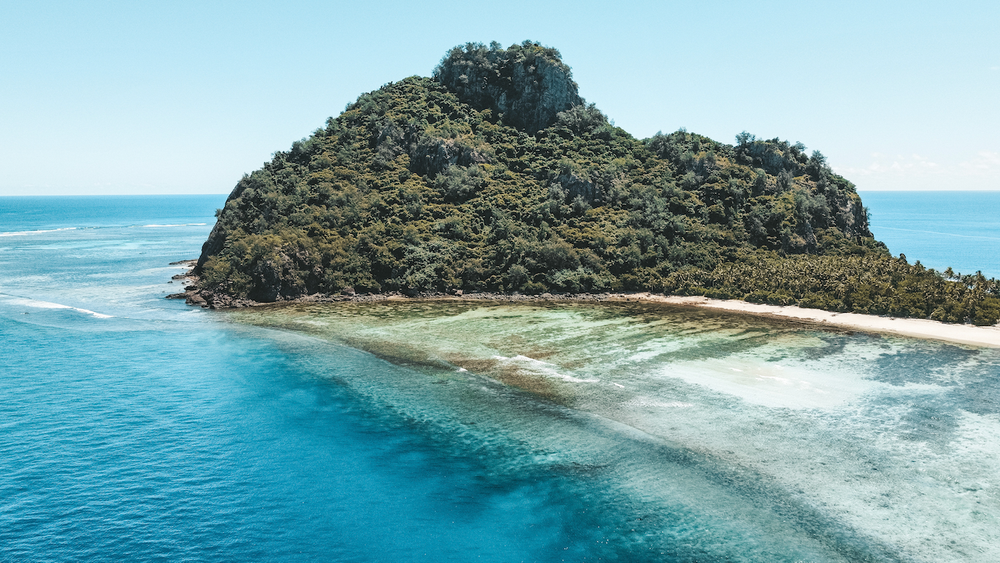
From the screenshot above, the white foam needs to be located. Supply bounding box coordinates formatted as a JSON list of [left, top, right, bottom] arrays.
[[141, 223, 207, 228], [493, 354, 600, 383], [295, 319, 329, 327], [510, 354, 546, 363], [0, 227, 77, 237], [553, 374, 601, 383], [623, 398, 695, 409], [5, 297, 113, 318]]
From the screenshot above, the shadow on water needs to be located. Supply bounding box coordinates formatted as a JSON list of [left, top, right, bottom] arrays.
[[871, 343, 981, 387], [800, 334, 850, 360], [862, 341, 1000, 446]]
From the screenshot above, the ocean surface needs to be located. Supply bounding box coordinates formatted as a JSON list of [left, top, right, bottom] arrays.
[[861, 191, 1000, 278], [1, 192, 999, 562]]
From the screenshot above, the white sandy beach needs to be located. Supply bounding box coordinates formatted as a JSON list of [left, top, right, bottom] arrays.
[[630, 293, 1000, 348], [195, 280, 1000, 348]]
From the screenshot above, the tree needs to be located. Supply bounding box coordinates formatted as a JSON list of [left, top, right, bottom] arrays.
[[735, 131, 756, 147]]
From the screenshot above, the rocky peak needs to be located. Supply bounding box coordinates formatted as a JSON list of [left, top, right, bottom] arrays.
[[434, 40, 584, 134]]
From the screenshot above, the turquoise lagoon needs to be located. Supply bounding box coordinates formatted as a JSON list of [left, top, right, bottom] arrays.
[[1, 193, 999, 562]]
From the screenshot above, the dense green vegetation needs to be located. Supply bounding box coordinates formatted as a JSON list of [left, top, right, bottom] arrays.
[[195, 41, 1000, 325]]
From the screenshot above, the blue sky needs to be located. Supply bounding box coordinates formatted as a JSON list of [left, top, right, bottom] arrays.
[[1, 0, 997, 195]]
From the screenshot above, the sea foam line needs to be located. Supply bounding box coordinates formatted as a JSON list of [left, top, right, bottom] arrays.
[[877, 225, 1000, 241], [141, 223, 207, 228], [2, 296, 113, 318], [493, 354, 600, 383], [0, 227, 77, 237]]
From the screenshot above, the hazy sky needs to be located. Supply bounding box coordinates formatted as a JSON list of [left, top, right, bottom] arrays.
[[2, 0, 997, 195]]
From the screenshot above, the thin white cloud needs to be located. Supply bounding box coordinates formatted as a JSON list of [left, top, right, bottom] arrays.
[[959, 151, 1000, 174], [837, 154, 941, 177], [834, 151, 1000, 191]]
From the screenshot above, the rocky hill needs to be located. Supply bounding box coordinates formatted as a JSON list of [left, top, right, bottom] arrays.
[[190, 41, 1000, 325]]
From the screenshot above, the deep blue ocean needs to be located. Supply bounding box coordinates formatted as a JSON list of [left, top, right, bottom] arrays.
[[861, 191, 1000, 278], [2, 192, 1000, 562]]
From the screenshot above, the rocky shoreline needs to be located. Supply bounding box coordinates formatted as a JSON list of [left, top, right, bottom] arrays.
[[165, 259, 659, 309]]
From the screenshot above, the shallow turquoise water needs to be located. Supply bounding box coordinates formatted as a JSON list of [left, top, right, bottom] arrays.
[[2, 194, 1000, 562], [0, 196, 598, 561], [229, 300, 1000, 562]]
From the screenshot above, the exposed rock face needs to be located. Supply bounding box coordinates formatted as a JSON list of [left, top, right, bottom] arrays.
[[196, 231, 221, 272], [434, 41, 584, 134], [408, 136, 491, 177]]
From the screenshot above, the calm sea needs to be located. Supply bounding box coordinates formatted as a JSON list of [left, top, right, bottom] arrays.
[[861, 191, 1000, 278], [1, 193, 999, 562]]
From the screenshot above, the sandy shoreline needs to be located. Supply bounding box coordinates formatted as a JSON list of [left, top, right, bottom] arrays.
[[264, 292, 1000, 348], [634, 293, 1000, 348], [436, 292, 1000, 348], [168, 262, 1000, 348]]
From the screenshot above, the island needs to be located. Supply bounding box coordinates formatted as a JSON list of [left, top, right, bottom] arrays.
[[180, 41, 1000, 327]]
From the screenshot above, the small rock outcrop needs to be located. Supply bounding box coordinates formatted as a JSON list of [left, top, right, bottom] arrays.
[[434, 41, 583, 134]]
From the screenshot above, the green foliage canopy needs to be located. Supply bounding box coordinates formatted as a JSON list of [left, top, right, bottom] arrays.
[[195, 42, 1000, 325]]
